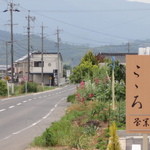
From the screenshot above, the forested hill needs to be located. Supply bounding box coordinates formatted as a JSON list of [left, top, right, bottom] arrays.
[[0, 30, 149, 66]]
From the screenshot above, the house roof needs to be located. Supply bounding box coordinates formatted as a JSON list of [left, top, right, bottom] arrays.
[[98, 52, 138, 63], [15, 54, 28, 63], [15, 51, 63, 63]]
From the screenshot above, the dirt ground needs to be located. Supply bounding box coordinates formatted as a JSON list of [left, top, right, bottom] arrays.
[[25, 146, 72, 150]]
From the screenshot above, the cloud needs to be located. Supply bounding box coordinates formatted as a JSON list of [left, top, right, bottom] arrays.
[[128, 0, 150, 3]]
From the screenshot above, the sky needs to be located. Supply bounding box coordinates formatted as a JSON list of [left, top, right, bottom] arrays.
[[1, 0, 150, 46], [128, 0, 150, 3]]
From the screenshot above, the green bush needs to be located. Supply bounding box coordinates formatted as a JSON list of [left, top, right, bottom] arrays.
[[67, 94, 76, 103], [90, 102, 111, 122], [43, 128, 57, 146], [0, 80, 7, 96], [20, 82, 39, 93]]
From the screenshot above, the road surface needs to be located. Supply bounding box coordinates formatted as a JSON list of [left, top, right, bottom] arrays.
[[0, 84, 76, 150]]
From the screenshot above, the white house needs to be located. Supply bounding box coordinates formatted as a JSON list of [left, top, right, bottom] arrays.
[[14, 52, 63, 86], [0, 65, 8, 78]]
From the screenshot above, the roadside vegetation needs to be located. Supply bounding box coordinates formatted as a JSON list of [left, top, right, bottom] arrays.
[[31, 51, 125, 150], [0, 81, 54, 98]]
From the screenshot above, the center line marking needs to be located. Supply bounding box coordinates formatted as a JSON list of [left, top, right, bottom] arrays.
[[23, 101, 27, 103], [0, 109, 6, 112], [17, 103, 22, 106], [9, 106, 15, 109]]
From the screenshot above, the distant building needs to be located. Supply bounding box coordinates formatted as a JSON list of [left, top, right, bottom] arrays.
[[96, 52, 138, 64], [0, 65, 10, 79], [139, 47, 150, 55], [14, 52, 63, 86]]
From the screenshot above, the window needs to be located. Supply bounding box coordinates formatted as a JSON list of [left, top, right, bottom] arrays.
[[34, 61, 44, 67]]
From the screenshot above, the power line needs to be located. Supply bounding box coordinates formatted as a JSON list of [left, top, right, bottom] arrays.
[[30, 8, 150, 13], [32, 12, 132, 41], [64, 31, 113, 44]]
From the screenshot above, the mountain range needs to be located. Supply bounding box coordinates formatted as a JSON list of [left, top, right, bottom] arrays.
[[0, 30, 150, 67]]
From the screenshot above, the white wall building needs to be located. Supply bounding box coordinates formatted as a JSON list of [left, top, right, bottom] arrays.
[[14, 52, 63, 86]]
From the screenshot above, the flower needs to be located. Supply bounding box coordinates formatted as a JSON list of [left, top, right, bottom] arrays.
[[89, 93, 94, 98], [80, 97, 86, 103], [80, 81, 85, 89], [94, 78, 100, 85]]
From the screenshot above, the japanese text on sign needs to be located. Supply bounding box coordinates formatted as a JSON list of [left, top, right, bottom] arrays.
[[126, 55, 150, 133]]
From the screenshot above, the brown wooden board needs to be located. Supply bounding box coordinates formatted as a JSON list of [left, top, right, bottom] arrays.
[[126, 55, 150, 133]]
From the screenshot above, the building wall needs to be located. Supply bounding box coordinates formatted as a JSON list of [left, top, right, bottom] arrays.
[[33, 74, 54, 85], [30, 54, 63, 76], [14, 60, 28, 80], [14, 53, 63, 85]]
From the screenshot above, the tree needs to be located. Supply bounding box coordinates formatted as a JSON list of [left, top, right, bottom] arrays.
[[70, 61, 99, 83], [63, 64, 71, 78], [0, 80, 7, 96], [70, 51, 99, 83], [80, 50, 98, 65], [108, 60, 125, 82]]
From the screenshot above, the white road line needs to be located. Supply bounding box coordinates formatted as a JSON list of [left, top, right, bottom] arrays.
[[23, 100, 27, 103], [51, 108, 55, 112], [17, 103, 22, 106], [3, 135, 12, 140], [0, 109, 6, 112], [28, 99, 32, 101], [0, 96, 67, 142], [9, 106, 15, 109], [0, 135, 12, 142], [32, 120, 42, 126]]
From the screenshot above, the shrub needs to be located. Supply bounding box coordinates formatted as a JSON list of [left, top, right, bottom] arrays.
[[20, 82, 39, 93], [43, 128, 57, 146], [0, 80, 7, 96], [90, 102, 111, 122], [67, 94, 76, 103], [107, 122, 121, 150]]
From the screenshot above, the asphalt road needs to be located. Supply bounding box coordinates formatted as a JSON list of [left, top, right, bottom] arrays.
[[0, 84, 76, 150]]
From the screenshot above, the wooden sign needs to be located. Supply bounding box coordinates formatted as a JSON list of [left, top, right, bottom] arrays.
[[126, 55, 150, 133]]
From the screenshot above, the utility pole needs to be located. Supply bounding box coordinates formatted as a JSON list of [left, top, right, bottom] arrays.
[[56, 27, 62, 86], [127, 42, 130, 53], [5, 42, 9, 76], [41, 23, 44, 87], [5, 41, 11, 76], [3, 2, 20, 93], [26, 10, 35, 82]]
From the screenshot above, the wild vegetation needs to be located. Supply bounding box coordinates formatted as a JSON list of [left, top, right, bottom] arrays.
[[0, 81, 53, 97], [31, 51, 125, 150], [0, 80, 7, 96]]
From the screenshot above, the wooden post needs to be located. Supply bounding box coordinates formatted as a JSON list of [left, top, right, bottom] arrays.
[[112, 68, 115, 110], [143, 134, 148, 150]]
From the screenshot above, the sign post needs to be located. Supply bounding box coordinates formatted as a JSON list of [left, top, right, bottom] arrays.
[[23, 76, 28, 94], [7, 81, 10, 97], [49, 76, 52, 87], [126, 55, 150, 150]]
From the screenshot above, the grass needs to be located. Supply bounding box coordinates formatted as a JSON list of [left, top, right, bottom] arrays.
[[31, 100, 121, 150], [0, 84, 55, 99]]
